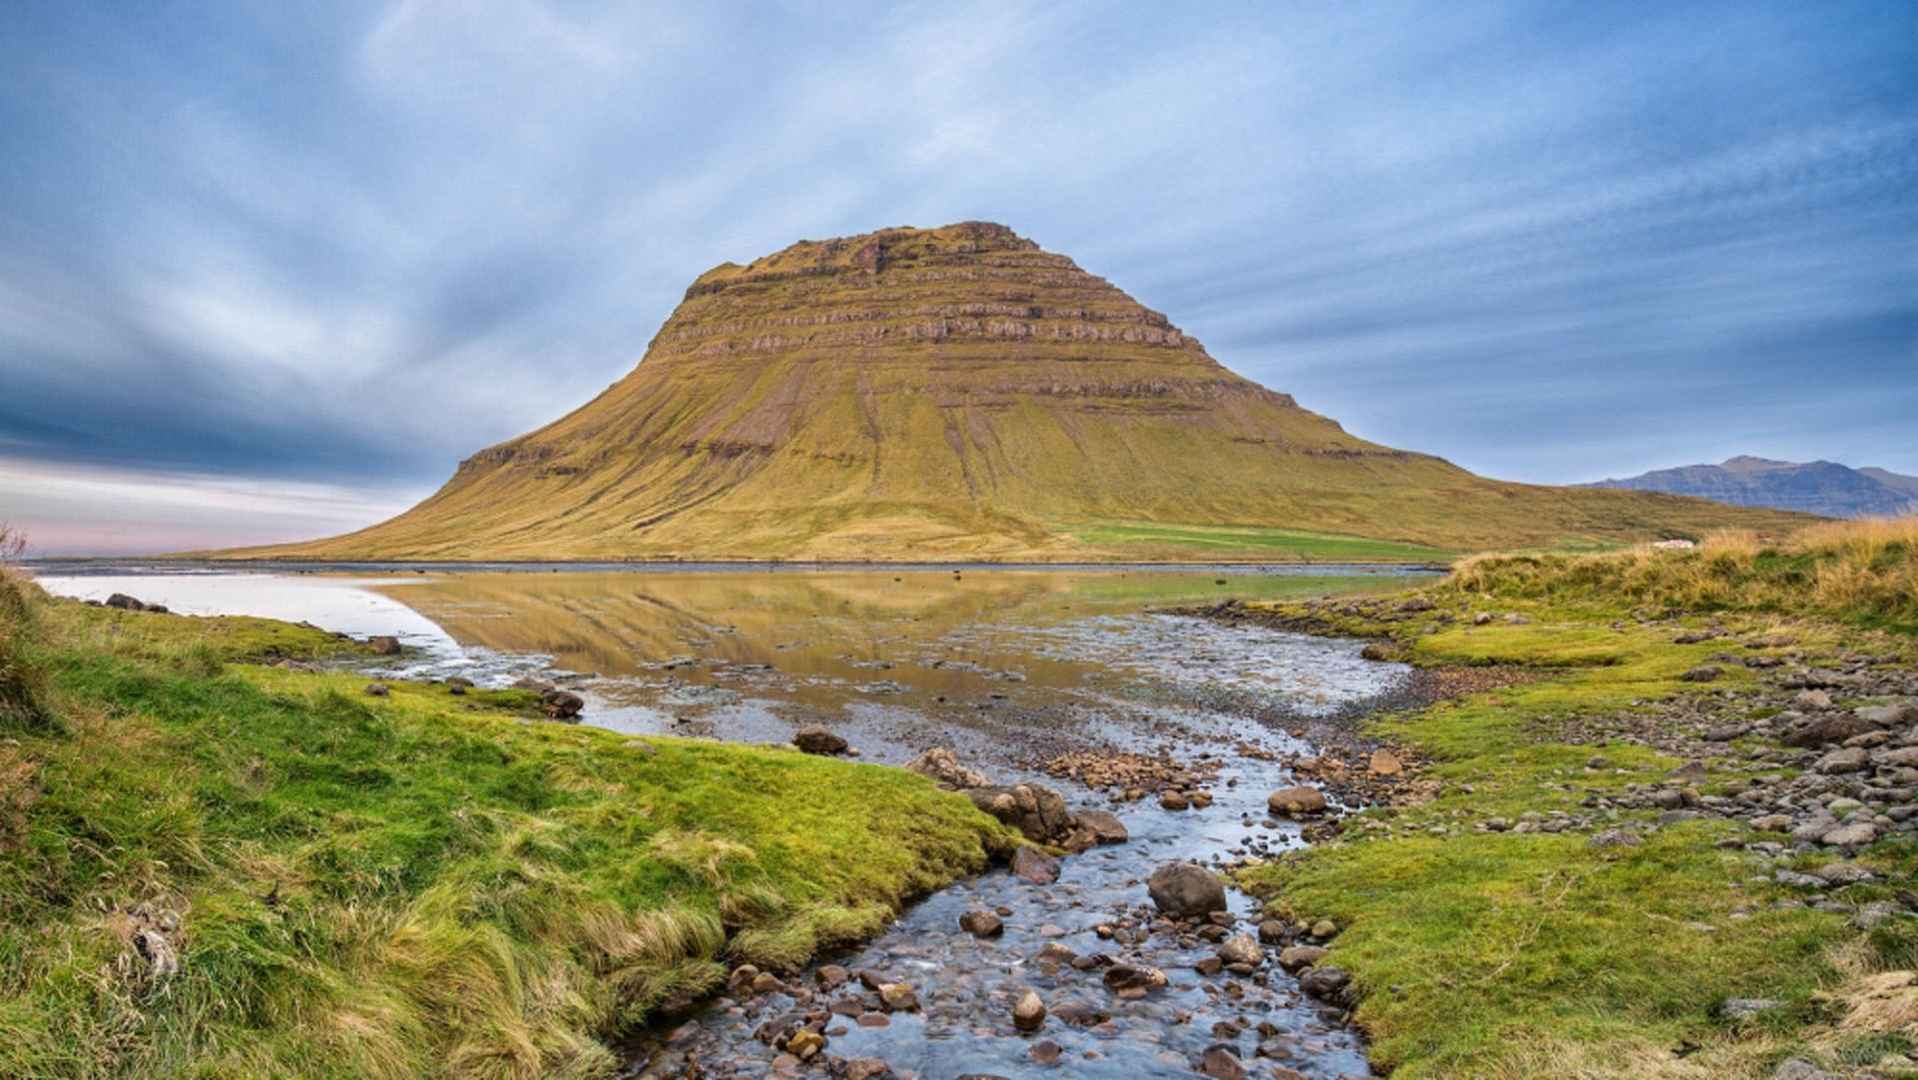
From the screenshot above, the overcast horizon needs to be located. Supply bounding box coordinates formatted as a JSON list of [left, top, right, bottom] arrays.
[[4, 2, 1915, 555]]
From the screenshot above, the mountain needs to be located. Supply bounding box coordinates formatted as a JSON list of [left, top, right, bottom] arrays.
[[1586, 456, 1918, 519], [238, 222, 1810, 561]]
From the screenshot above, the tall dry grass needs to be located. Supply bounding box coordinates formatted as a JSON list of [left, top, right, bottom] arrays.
[[1448, 516, 1918, 629]]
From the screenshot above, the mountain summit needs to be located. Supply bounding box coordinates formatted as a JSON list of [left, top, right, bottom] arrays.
[[249, 223, 1804, 560]]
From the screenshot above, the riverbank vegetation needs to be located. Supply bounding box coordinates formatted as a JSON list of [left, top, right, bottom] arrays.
[[1238, 518, 1918, 1078], [0, 570, 1014, 1078]]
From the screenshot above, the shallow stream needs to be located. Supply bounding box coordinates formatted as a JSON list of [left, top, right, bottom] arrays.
[[30, 563, 1426, 1080]]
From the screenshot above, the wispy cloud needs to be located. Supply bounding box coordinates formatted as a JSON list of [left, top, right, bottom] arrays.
[[0, 1, 1913, 553]]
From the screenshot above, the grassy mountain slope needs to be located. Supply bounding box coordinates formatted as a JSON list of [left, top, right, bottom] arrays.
[[233, 223, 1809, 562]]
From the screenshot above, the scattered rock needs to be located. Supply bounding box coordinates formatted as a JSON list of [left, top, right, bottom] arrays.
[[1299, 965, 1350, 1003], [541, 688, 584, 720], [1368, 749, 1403, 776], [363, 682, 389, 697], [906, 746, 991, 788], [792, 727, 849, 755], [877, 983, 919, 1012], [966, 783, 1076, 844], [1679, 665, 1722, 683], [1198, 1044, 1248, 1079], [1277, 945, 1328, 972], [960, 910, 1004, 938], [1012, 989, 1046, 1032], [104, 593, 146, 611], [367, 635, 401, 655], [1074, 809, 1129, 845], [1267, 785, 1328, 816], [1147, 862, 1227, 917], [1010, 846, 1061, 885], [1217, 933, 1263, 967]]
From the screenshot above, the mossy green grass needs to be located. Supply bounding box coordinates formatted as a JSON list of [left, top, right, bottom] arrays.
[[1236, 528, 1918, 1078], [0, 577, 1015, 1078]]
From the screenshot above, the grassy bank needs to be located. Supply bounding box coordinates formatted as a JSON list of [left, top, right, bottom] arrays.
[[1235, 519, 1918, 1078], [0, 572, 1014, 1078]]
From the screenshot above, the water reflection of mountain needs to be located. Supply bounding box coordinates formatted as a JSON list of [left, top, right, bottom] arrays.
[[371, 570, 1405, 683]]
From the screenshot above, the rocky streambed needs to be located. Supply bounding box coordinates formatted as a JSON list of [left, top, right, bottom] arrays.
[[610, 616, 1433, 1080]]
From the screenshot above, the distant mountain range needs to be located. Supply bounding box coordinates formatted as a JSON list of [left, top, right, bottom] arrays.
[[1585, 456, 1918, 519]]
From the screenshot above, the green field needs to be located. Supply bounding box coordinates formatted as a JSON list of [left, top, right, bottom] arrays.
[[1068, 520, 1456, 562]]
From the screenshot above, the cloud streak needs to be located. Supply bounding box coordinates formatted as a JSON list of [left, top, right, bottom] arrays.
[[1, 1, 1913, 552]]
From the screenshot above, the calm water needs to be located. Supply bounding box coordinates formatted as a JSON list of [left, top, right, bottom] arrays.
[[30, 563, 1424, 1079]]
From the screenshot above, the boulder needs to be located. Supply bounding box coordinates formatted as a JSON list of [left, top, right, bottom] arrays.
[[1298, 965, 1350, 1003], [1816, 747, 1869, 775], [877, 983, 919, 1012], [1074, 809, 1129, 845], [1368, 750, 1404, 776], [905, 746, 990, 788], [1267, 786, 1328, 816], [1198, 1045, 1248, 1079], [104, 593, 146, 611], [541, 689, 585, 720], [793, 726, 849, 755], [959, 910, 1004, 938], [1856, 701, 1918, 728], [966, 783, 1075, 843], [363, 682, 390, 697], [1784, 714, 1875, 748], [1217, 933, 1263, 967], [1010, 846, 1060, 885], [1101, 964, 1168, 992], [1147, 861, 1227, 918], [1277, 945, 1328, 972]]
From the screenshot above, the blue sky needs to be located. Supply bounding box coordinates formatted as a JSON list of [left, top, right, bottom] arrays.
[[2, 1, 1914, 554]]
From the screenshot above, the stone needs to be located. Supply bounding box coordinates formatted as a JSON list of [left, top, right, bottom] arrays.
[[793, 726, 849, 755], [1147, 862, 1228, 917], [1310, 918, 1339, 940], [1750, 814, 1791, 833], [1277, 945, 1328, 972], [363, 682, 389, 697], [104, 593, 146, 611], [1785, 714, 1874, 747], [1298, 965, 1350, 1002], [905, 746, 991, 788], [541, 689, 584, 720], [846, 1060, 893, 1080], [1159, 790, 1190, 811], [1853, 901, 1903, 929], [1719, 998, 1783, 1020], [1217, 933, 1263, 967], [1267, 785, 1329, 816], [966, 783, 1075, 843], [1029, 1040, 1063, 1065], [1772, 1059, 1839, 1080], [1678, 665, 1722, 682], [1856, 701, 1918, 727], [1369, 749, 1404, 776], [1075, 809, 1129, 844], [1257, 919, 1287, 945], [1816, 747, 1869, 774], [1589, 828, 1643, 849], [1010, 846, 1061, 885], [784, 1029, 825, 1060], [1198, 1045, 1248, 1079], [1101, 964, 1168, 993], [1821, 822, 1877, 847], [1012, 989, 1046, 1032], [367, 634, 401, 655], [446, 676, 473, 695], [877, 983, 919, 1012], [960, 909, 1004, 938]]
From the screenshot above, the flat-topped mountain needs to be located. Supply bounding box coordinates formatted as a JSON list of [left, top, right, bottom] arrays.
[[1586, 456, 1918, 520], [241, 223, 1808, 561]]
